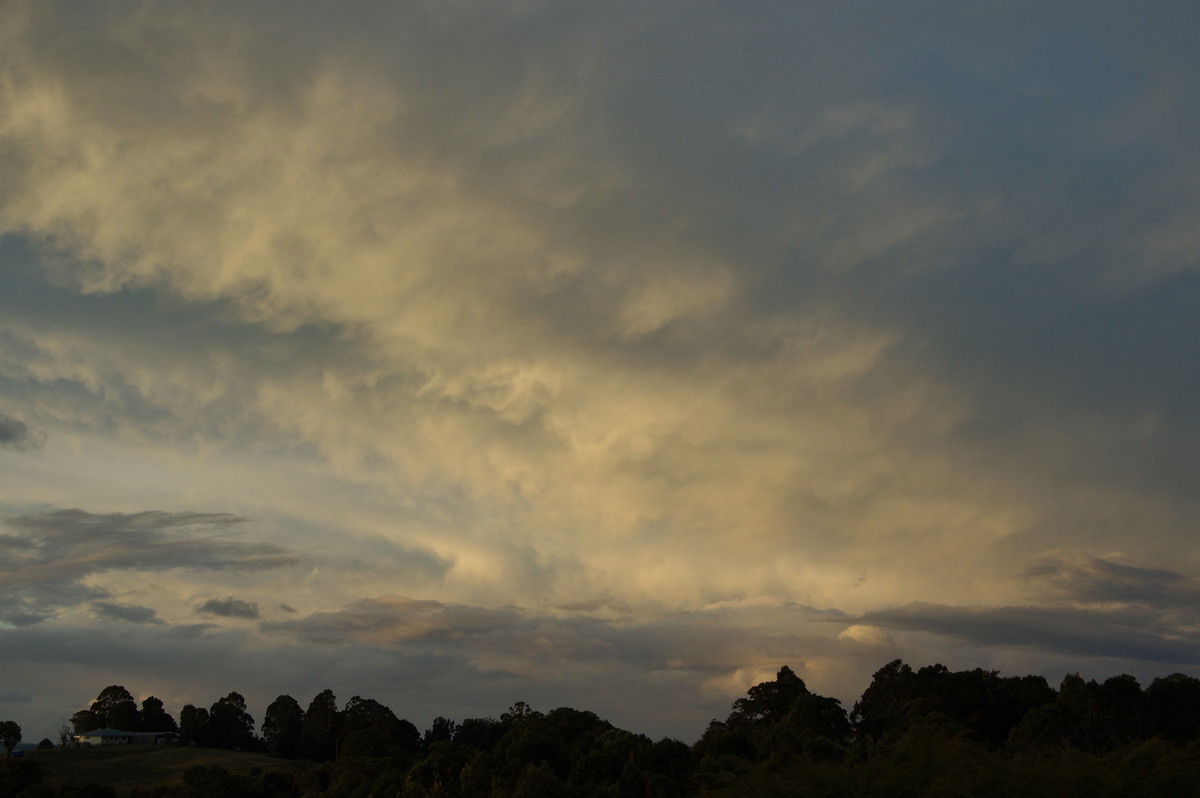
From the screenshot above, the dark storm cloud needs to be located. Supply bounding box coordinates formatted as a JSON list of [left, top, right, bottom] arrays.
[[262, 596, 863, 689], [849, 553, 1200, 673], [860, 602, 1200, 666], [0, 412, 43, 451], [0, 580, 110, 627], [196, 597, 260, 619], [1022, 553, 1200, 607], [557, 597, 633, 615], [91, 601, 163, 625], [0, 509, 297, 624]]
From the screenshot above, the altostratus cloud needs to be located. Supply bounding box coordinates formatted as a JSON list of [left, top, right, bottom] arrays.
[[0, 509, 297, 626]]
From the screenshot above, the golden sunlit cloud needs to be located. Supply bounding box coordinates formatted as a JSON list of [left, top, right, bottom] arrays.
[[1, 0, 1199, 741]]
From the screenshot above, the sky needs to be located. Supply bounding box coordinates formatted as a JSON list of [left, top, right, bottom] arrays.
[[1, 0, 1199, 744]]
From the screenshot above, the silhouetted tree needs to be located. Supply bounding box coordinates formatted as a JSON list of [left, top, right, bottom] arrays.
[[341, 696, 400, 738], [263, 694, 304, 758], [0, 721, 20, 756], [91, 685, 139, 730], [425, 715, 457, 748], [1146, 672, 1200, 742], [338, 695, 420, 759], [455, 717, 505, 751], [1100, 673, 1148, 744], [851, 659, 917, 742], [179, 704, 210, 746], [139, 696, 177, 733], [502, 701, 543, 726], [698, 665, 850, 766], [208, 692, 255, 749], [70, 709, 102, 736], [302, 689, 339, 761], [1011, 672, 1150, 754], [853, 660, 1054, 749]]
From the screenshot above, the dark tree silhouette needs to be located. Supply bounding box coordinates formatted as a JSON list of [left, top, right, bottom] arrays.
[[139, 696, 177, 733], [70, 709, 102, 736], [424, 716, 457, 748], [340, 695, 420, 758], [302, 689, 339, 761], [1146, 672, 1200, 742], [853, 660, 1055, 748], [0, 721, 20, 756], [263, 694, 304, 758], [697, 665, 850, 767], [208, 692, 255, 749], [179, 704, 210, 746], [455, 716, 505, 751], [90, 685, 139, 731]]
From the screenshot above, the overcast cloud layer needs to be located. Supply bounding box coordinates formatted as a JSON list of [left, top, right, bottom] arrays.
[[1, 0, 1199, 741]]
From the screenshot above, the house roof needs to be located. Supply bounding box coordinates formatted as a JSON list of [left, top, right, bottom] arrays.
[[79, 728, 175, 738]]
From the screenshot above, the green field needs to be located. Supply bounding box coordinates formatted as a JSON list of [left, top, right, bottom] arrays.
[[27, 744, 317, 795]]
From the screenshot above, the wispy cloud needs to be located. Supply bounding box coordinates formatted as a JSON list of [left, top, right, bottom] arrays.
[[0, 509, 296, 625]]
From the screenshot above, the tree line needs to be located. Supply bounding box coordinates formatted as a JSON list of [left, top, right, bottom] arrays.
[[7, 660, 1199, 796]]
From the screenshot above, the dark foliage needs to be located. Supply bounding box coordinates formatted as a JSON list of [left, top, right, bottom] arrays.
[[1, 720, 22, 755], [300, 690, 339, 762], [0, 757, 40, 794], [139, 697, 178, 734], [178, 705, 209, 747], [90, 686, 140, 732], [262, 696, 304, 758], [696, 664, 852, 773], [53, 662, 1200, 797], [852, 660, 1057, 747], [209, 693, 256, 750]]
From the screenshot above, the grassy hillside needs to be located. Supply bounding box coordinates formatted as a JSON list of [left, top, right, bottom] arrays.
[[28, 744, 316, 795]]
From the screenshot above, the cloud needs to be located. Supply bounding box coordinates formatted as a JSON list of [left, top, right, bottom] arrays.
[[838, 624, 894, 647], [260, 594, 877, 711], [0, 509, 297, 625], [196, 597, 260, 620], [0, 689, 32, 702], [0, 0, 1196, 624], [1021, 552, 1200, 608], [261, 596, 519, 647], [0, 412, 43, 451], [860, 602, 1200, 666], [0, 0, 1199, 744], [857, 552, 1200, 667], [0, 594, 884, 742], [92, 601, 163, 625]]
